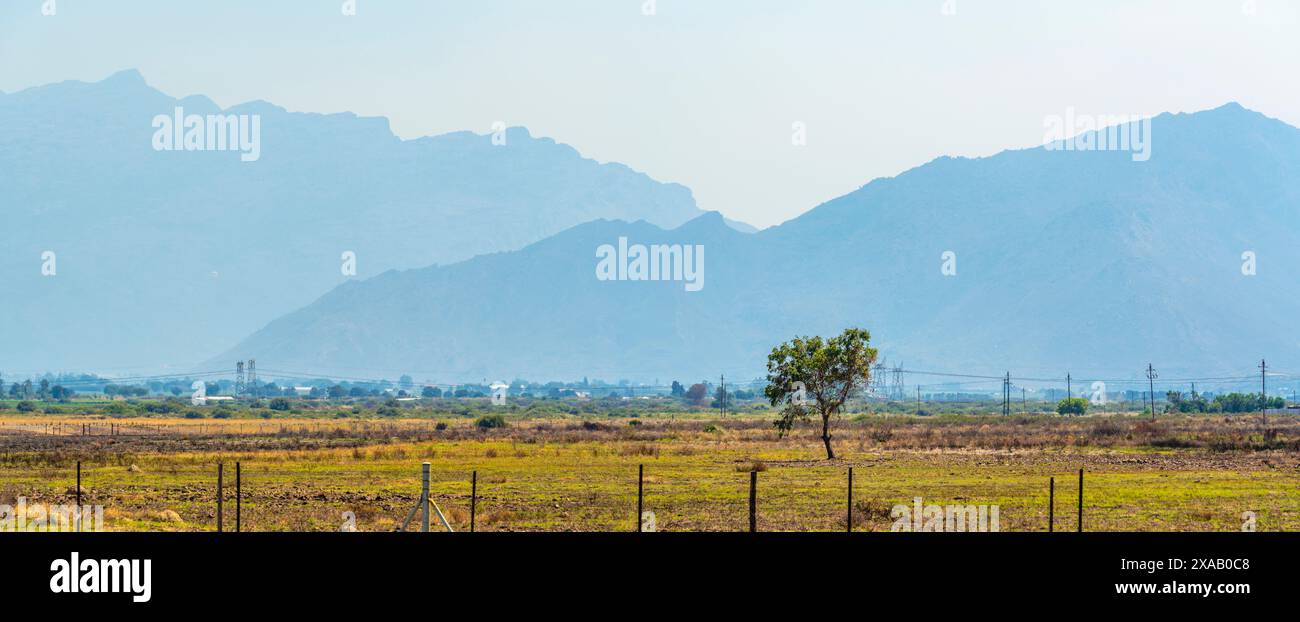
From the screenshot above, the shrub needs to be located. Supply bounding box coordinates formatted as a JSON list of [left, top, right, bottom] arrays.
[[16, 401, 36, 413], [103, 402, 132, 415], [1056, 397, 1089, 416], [269, 398, 292, 412], [184, 411, 204, 419], [476, 414, 507, 429], [144, 402, 179, 414]]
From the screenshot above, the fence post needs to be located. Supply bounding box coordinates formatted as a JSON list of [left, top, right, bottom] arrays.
[[637, 464, 645, 532], [217, 463, 224, 533], [1077, 468, 1083, 533], [749, 471, 758, 533], [76, 461, 82, 533], [470, 471, 477, 533], [236, 462, 241, 533], [421, 462, 431, 533], [846, 467, 854, 533], [1048, 477, 1054, 533]]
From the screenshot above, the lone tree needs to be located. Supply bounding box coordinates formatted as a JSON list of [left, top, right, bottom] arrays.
[[765, 328, 877, 460]]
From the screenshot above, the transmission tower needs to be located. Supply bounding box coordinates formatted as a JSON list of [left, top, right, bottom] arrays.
[[235, 361, 246, 398], [1145, 364, 1158, 421], [890, 364, 905, 401], [868, 359, 888, 399], [247, 359, 257, 397]]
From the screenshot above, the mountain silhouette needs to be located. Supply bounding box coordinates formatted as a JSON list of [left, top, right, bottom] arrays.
[[214, 103, 1300, 383], [0, 70, 727, 371]]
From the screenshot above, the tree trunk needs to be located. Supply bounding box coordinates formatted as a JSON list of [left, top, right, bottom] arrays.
[[821, 414, 835, 460]]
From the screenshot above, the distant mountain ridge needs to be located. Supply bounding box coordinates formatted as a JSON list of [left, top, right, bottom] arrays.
[[214, 103, 1300, 382], [0, 69, 743, 371]]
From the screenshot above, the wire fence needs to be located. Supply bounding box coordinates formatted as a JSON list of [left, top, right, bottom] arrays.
[[4, 458, 1296, 533]]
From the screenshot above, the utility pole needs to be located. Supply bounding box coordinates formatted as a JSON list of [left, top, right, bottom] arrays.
[[916, 387, 921, 416], [1067, 373, 1072, 400], [1002, 372, 1011, 416], [720, 374, 726, 417], [1260, 359, 1268, 426], [1022, 388, 1027, 414], [1145, 364, 1158, 421]]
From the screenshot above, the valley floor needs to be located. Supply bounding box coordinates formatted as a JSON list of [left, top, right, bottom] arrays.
[[1, 414, 1296, 532]]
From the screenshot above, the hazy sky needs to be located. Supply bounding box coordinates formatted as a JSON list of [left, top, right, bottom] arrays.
[[3, 0, 1298, 228]]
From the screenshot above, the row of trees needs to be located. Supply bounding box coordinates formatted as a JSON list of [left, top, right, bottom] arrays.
[[1166, 390, 1284, 414], [0, 377, 75, 401]]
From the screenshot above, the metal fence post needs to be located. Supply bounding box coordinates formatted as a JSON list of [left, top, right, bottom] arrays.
[[470, 470, 477, 533], [236, 461, 241, 533], [637, 464, 644, 533]]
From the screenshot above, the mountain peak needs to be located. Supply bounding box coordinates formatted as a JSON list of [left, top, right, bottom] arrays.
[[675, 210, 728, 232], [102, 68, 147, 87]]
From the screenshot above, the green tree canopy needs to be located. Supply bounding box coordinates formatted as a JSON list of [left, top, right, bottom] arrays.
[[764, 328, 878, 460], [1056, 397, 1089, 416]]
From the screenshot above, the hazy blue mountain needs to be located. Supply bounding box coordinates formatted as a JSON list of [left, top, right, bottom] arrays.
[[216, 103, 1300, 383], [0, 69, 729, 372]]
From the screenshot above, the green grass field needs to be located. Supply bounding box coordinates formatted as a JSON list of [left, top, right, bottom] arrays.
[[2, 413, 1297, 532]]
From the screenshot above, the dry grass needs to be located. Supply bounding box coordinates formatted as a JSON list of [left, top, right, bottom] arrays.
[[1, 413, 1297, 532]]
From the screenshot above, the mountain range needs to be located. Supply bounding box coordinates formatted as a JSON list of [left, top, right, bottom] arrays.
[[215, 103, 1300, 383], [0, 70, 733, 372]]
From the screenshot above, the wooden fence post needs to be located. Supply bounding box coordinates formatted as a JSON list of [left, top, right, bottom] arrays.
[[1077, 468, 1084, 533], [749, 471, 758, 533], [421, 462, 431, 533], [1048, 477, 1054, 533], [470, 471, 477, 533], [236, 462, 241, 533], [217, 463, 224, 533], [76, 461, 82, 532], [847, 467, 854, 533], [637, 464, 644, 533]]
